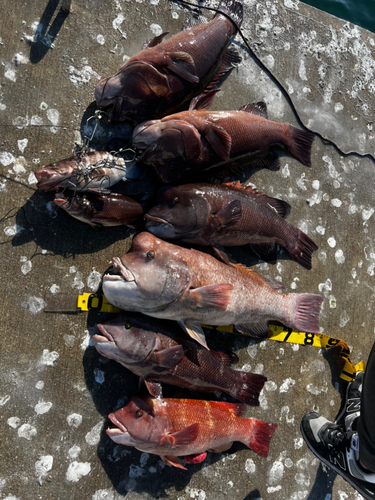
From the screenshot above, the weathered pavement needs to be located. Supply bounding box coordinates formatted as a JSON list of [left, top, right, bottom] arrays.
[[1, 0, 374, 499]]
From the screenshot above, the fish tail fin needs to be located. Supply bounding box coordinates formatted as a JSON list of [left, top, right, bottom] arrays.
[[290, 293, 324, 333], [287, 126, 314, 167], [234, 372, 267, 406], [285, 228, 318, 270], [217, 0, 243, 29], [246, 420, 278, 457]]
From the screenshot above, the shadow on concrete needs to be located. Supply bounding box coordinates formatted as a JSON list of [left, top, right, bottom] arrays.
[[243, 490, 262, 500], [307, 462, 336, 500], [83, 316, 262, 496], [30, 0, 70, 64]]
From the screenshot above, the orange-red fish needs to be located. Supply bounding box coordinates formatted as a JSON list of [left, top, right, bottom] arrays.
[[107, 396, 277, 469], [95, 0, 242, 124], [102, 232, 323, 349], [133, 93, 314, 183]]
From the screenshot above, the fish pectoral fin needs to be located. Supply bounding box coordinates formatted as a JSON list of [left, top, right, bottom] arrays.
[[144, 379, 163, 399], [165, 51, 199, 83], [207, 442, 233, 453], [214, 200, 242, 228], [189, 89, 220, 111], [161, 455, 187, 469], [165, 423, 200, 447], [190, 284, 233, 309], [179, 319, 209, 350], [205, 124, 231, 161], [143, 31, 169, 48], [235, 322, 271, 338], [153, 345, 185, 368], [239, 101, 268, 119]]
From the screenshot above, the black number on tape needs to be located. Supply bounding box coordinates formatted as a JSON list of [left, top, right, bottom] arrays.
[[304, 332, 315, 345], [283, 329, 293, 342]]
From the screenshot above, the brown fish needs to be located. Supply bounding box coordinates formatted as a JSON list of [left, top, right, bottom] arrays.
[[35, 151, 127, 192], [102, 232, 323, 348], [145, 182, 318, 269], [95, 0, 242, 124], [54, 192, 144, 228], [94, 312, 266, 405], [107, 396, 277, 469], [132, 92, 314, 182]]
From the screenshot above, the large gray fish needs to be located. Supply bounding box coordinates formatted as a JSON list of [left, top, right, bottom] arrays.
[[35, 151, 127, 192], [145, 182, 318, 270], [94, 313, 266, 405], [102, 232, 323, 349], [132, 93, 314, 183], [95, 0, 242, 124], [54, 192, 144, 228]]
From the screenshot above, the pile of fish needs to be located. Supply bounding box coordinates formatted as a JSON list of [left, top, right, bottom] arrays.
[[34, 0, 324, 471]]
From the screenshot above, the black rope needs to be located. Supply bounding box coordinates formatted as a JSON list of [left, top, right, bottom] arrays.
[[173, 0, 375, 163]]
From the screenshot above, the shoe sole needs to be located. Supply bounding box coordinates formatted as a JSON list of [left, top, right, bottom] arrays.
[[300, 421, 375, 500]]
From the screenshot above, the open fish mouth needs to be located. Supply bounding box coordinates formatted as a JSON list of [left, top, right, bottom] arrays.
[[105, 257, 135, 282], [107, 413, 128, 437]]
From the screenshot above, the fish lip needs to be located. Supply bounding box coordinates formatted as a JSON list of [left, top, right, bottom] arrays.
[[107, 413, 128, 435], [144, 213, 170, 227], [106, 257, 135, 283], [94, 324, 114, 343]]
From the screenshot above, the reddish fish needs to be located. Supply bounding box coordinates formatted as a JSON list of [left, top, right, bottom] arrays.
[[35, 151, 127, 192], [54, 192, 144, 228], [95, 0, 242, 124], [102, 232, 323, 348], [133, 93, 314, 182], [94, 313, 266, 405], [145, 182, 318, 270], [107, 396, 277, 469]]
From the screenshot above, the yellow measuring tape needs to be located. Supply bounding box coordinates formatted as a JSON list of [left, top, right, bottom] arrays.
[[77, 293, 365, 382]]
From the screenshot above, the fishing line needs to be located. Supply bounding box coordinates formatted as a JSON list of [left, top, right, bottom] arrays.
[[173, 0, 375, 164]]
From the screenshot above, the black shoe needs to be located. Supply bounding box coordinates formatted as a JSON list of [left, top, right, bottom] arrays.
[[301, 411, 375, 500], [336, 371, 364, 429]]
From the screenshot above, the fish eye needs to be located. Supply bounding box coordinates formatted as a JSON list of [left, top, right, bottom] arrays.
[[125, 322, 132, 330], [147, 250, 155, 260], [135, 409, 143, 418], [171, 196, 178, 204], [51, 163, 56, 167], [169, 160, 177, 170]]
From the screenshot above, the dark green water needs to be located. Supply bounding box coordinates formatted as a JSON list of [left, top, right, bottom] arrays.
[[300, 0, 375, 33]]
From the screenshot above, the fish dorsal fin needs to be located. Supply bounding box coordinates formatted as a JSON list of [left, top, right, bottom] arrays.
[[144, 379, 163, 399], [143, 32, 169, 48], [189, 90, 220, 111], [166, 51, 199, 83], [207, 401, 246, 417], [205, 124, 232, 161], [204, 47, 241, 93], [183, 10, 209, 29], [231, 263, 285, 292], [239, 101, 268, 119], [223, 182, 291, 219]]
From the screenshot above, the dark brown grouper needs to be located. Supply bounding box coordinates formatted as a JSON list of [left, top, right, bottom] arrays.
[[132, 92, 314, 183], [54, 192, 144, 228], [145, 181, 318, 270], [102, 232, 323, 349], [95, 0, 242, 124], [93, 313, 266, 405]]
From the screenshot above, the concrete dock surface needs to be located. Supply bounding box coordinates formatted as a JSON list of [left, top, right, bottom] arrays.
[[0, 0, 374, 498]]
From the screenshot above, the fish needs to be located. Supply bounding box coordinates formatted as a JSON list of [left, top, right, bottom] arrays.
[[107, 396, 277, 469], [35, 151, 127, 192], [53, 192, 145, 228], [145, 181, 318, 270], [95, 0, 242, 124], [93, 312, 267, 405], [102, 232, 323, 349], [132, 92, 314, 183]]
